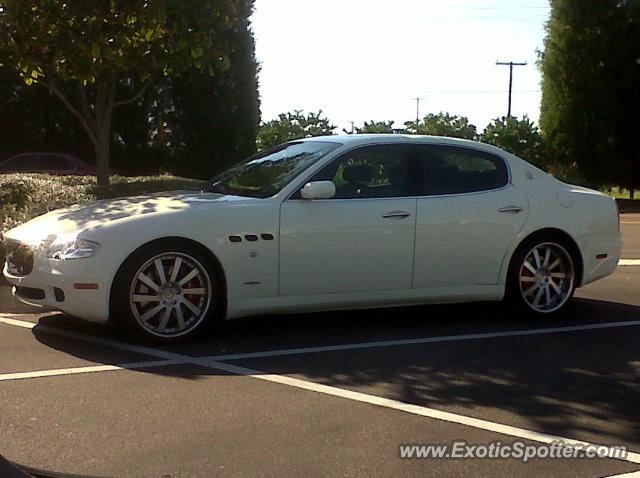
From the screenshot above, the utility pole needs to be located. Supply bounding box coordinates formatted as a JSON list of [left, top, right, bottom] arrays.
[[411, 97, 425, 126], [496, 60, 527, 117], [349, 121, 355, 134]]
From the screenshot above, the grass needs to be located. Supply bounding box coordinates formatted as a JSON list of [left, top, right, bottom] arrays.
[[603, 187, 636, 200], [0, 173, 206, 268], [0, 173, 205, 235]]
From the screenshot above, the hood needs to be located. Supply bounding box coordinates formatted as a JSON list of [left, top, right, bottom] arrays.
[[4, 190, 250, 245]]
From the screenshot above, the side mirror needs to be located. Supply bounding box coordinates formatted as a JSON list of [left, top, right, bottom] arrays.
[[300, 181, 336, 200]]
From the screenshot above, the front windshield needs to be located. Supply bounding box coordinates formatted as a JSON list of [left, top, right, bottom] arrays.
[[206, 141, 342, 198]]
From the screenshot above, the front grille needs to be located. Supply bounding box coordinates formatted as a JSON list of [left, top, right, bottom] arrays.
[[4, 239, 35, 277]]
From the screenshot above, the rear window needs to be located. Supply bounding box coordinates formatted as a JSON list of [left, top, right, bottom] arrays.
[[418, 145, 508, 196]]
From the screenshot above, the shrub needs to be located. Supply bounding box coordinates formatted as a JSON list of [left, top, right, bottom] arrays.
[[0, 174, 94, 232], [0, 173, 203, 268]]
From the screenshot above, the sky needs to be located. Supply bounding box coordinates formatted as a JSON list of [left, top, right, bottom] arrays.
[[251, 0, 550, 133]]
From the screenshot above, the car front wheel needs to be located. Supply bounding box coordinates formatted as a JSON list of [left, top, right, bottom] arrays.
[[112, 241, 217, 342]]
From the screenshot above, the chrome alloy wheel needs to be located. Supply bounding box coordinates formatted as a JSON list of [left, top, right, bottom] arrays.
[[518, 242, 575, 313], [129, 252, 212, 337]]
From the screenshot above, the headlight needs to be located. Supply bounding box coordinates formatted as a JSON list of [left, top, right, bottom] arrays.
[[46, 235, 101, 260]]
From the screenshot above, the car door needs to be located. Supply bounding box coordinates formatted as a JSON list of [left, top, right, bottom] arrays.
[[279, 143, 418, 296], [413, 144, 528, 289]]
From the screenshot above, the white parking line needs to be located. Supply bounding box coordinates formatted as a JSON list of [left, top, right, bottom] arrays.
[[0, 314, 187, 361], [203, 320, 640, 362], [1, 315, 640, 465], [5, 315, 640, 365], [0, 359, 185, 382], [602, 472, 640, 478], [619, 259, 640, 266], [0, 315, 38, 329], [211, 360, 640, 465]]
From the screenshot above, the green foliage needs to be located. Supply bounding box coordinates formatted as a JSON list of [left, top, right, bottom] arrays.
[[405, 112, 477, 140], [481, 115, 547, 168], [539, 0, 640, 189], [0, 0, 255, 185], [256, 110, 336, 151], [0, 0, 241, 85], [0, 173, 202, 233], [0, 68, 93, 160], [167, 16, 260, 179], [351, 120, 395, 134], [0, 173, 203, 265], [89, 175, 204, 200], [0, 174, 93, 233], [546, 161, 588, 186]]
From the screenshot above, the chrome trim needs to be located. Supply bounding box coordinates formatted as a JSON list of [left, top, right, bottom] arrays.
[[382, 211, 411, 219], [498, 205, 524, 214], [283, 141, 513, 202]]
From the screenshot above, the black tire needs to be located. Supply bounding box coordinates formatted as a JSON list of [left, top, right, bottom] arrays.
[[505, 235, 578, 315], [111, 239, 221, 343]]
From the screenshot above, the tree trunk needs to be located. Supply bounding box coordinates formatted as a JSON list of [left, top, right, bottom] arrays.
[[44, 76, 129, 187], [94, 123, 111, 186], [42, 88, 54, 144], [631, 188, 635, 200]]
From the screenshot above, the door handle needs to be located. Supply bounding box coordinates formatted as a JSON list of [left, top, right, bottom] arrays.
[[498, 205, 524, 214], [382, 211, 411, 219]]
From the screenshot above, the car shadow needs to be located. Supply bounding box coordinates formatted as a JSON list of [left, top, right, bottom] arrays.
[[31, 298, 640, 450]]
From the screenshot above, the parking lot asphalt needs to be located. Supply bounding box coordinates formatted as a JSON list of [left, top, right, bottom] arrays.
[[620, 214, 640, 259], [1, 218, 639, 477]]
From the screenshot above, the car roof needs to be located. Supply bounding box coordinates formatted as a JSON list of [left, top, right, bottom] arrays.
[[9, 152, 76, 158], [299, 134, 507, 155]]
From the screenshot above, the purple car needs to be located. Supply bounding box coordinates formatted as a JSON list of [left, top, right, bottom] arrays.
[[0, 153, 97, 175]]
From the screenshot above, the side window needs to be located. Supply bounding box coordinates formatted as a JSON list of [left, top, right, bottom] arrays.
[[419, 145, 508, 196], [308, 144, 416, 199]]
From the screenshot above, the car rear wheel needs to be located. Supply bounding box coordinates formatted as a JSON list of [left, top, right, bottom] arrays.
[[507, 238, 577, 314], [112, 242, 218, 342]]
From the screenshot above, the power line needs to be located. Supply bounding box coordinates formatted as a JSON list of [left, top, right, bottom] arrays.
[[437, 5, 550, 10], [496, 60, 528, 117], [411, 97, 425, 124], [417, 90, 541, 94], [396, 15, 549, 22]]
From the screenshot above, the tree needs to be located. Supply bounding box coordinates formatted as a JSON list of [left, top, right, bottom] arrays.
[[0, 67, 92, 160], [351, 120, 395, 134], [405, 112, 477, 139], [481, 115, 547, 168], [0, 0, 251, 185], [256, 110, 335, 151], [161, 12, 260, 179], [539, 0, 640, 193]]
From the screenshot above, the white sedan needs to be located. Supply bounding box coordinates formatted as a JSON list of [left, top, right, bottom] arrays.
[[3, 135, 622, 342]]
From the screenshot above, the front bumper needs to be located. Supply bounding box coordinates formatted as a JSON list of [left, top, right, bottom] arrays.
[[3, 248, 110, 324]]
